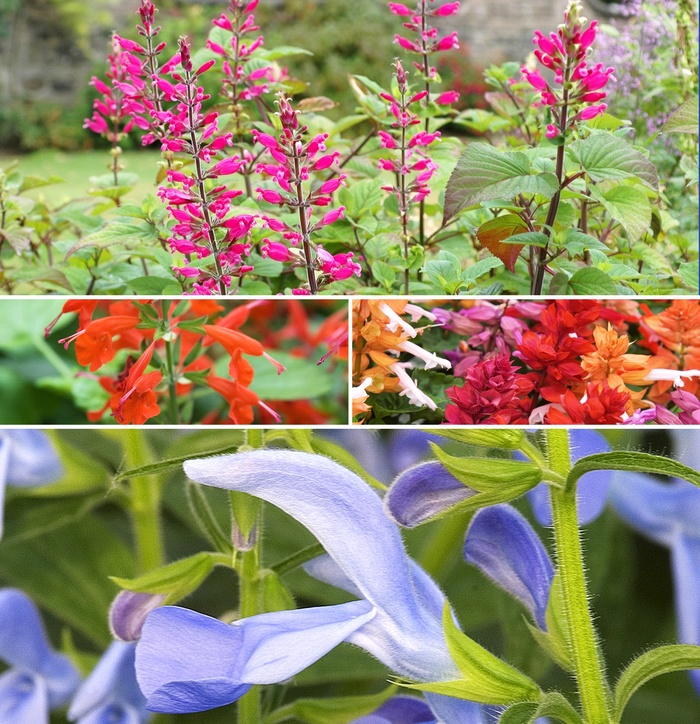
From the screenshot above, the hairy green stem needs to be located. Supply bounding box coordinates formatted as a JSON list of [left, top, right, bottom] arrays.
[[125, 430, 164, 573], [546, 429, 610, 723]]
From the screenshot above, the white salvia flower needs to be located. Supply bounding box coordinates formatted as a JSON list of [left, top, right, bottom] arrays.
[[352, 377, 372, 399], [404, 303, 437, 324], [378, 303, 418, 338], [397, 340, 451, 370], [643, 368, 700, 388], [391, 363, 438, 410]]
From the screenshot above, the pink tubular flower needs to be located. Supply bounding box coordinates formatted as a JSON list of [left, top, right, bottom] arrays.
[[254, 93, 349, 293], [435, 90, 460, 105], [388, 2, 413, 15], [433, 2, 460, 16], [435, 33, 459, 51], [527, 1, 616, 137], [546, 124, 560, 139]]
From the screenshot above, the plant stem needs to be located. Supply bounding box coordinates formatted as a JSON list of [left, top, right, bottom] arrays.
[[292, 151, 318, 294], [125, 430, 164, 573], [546, 429, 610, 724], [236, 427, 263, 723], [163, 337, 180, 424]]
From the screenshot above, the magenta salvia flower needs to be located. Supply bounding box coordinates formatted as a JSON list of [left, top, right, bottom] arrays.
[[252, 93, 350, 294], [154, 38, 256, 294], [522, 0, 615, 137]]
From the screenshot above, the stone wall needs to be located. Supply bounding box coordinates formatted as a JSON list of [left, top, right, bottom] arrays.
[[0, 0, 618, 110]]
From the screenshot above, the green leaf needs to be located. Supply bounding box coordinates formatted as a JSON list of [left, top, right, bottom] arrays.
[[613, 645, 700, 721], [431, 444, 542, 494], [662, 95, 699, 134], [567, 133, 659, 190], [404, 604, 541, 705], [595, 185, 652, 243], [429, 429, 525, 449], [264, 688, 396, 724], [371, 260, 398, 291], [249, 351, 334, 400], [111, 552, 216, 604], [444, 142, 559, 221], [501, 692, 584, 724], [339, 178, 384, 218], [678, 260, 699, 291], [559, 229, 610, 256], [0, 516, 135, 646], [567, 451, 700, 492], [127, 276, 176, 294], [0, 299, 64, 350], [422, 251, 463, 293], [567, 267, 618, 295], [460, 256, 504, 286], [260, 569, 296, 613]]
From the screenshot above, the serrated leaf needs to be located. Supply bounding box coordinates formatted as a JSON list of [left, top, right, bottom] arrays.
[[371, 260, 397, 290], [613, 645, 700, 721], [559, 229, 610, 256], [127, 276, 175, 294], [662, 95, 699, 134], [596, 185, 652, 243], [444, 142, 559, 221], [678, 260, 699, 291], [567, 267, 618, 295], [476, 214, 528, 272], [567, 133, 658, 189], [110, 551, 216, 604], [567, 451, 700, 492], [461, 256, 504, 286], [339, 178, 384, 218]]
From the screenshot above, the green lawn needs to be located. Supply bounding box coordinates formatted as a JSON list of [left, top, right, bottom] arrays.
[[1, 149, 164, 205]]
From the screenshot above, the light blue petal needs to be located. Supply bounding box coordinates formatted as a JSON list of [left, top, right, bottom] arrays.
[[526, 430, 611, 526], [464, 505, 553, 630], [0, 588, 55, 670], [2, 431, 63, 488], [0, 671, 49, 724], [184, 451, 458, 681], [671, 534, 700, 695], [385, 461, 475, 528], [136, 601, 375, 713], [424, 694, 492, 723], [68, 642, 147, 723], [609, 476, 691, 547], [351, 695, 436, 723], [73, 702, 143, 724]]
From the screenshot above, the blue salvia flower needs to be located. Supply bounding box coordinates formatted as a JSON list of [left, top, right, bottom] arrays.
[[609, 431, 700, 695], [0, 431, 64, 539], [68, 641, 150, 723], [464, 504, 554, 631], [386, 431, 612, 528], [0, 588, 80, 723], [134, 450, 491, 722]]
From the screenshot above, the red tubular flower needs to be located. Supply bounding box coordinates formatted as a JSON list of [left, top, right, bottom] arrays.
[[206, 373, 260, 424], [69, 316, 141, 372], [545, 382, 629, 424]]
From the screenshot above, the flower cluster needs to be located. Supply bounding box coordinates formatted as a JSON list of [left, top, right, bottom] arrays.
[[50, 299, 292, 425], [355, 299, 700, 424], [352, 299, 451, 419], [390, 1, 462, 88], [521, 0, 615, 138], [254, 93, 356, 294]]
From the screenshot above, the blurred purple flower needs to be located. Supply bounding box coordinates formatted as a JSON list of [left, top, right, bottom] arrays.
[[0, 588, 80, 723], [135, 450, 487, 721], [68, 641, 149, 723], [0, 431, 64, 539], [350, 694, 492, 723], [609, 431, 700, 695], [523, 430, 612, 526]]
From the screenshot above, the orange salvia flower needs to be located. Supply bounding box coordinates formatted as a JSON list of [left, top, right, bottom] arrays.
[[73, 316, 142, 372]]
